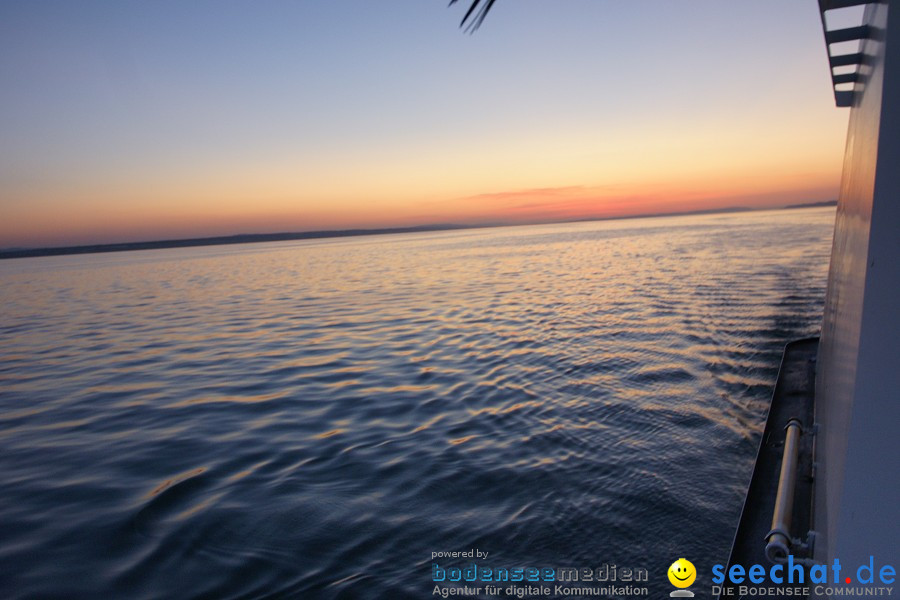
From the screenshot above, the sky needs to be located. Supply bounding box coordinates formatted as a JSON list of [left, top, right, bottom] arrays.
[[0, 0, 850, 248]]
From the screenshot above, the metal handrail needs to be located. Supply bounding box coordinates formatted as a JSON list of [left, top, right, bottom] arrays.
[[765, 418, 803, 563]]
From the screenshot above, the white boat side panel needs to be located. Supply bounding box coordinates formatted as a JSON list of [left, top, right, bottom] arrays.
[[816, 0, 899, 575]]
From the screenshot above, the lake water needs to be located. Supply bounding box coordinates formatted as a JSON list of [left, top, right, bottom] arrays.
[[0, 208, 834, 599]]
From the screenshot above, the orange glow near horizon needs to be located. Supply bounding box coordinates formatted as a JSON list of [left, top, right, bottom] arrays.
[[2, 176, 840, 248], [2, 126, 843, 248]]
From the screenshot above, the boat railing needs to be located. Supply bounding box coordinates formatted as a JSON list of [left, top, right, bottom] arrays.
[[765, 418, 803, 563]]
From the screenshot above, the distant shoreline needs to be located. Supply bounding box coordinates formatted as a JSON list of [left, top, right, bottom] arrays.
[[0, 201, 836, 260]]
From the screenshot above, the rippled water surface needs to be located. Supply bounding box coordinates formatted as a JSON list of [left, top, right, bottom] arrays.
[[0, 208, 834, 599]]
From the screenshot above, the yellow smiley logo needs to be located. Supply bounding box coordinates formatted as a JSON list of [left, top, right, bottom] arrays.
[[668, 558, 696, 588]]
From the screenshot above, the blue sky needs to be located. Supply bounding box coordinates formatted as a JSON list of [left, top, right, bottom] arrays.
[[0, 1, 849, 247]]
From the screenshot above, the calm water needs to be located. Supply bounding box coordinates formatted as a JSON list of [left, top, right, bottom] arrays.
[[0, 208, 834, 599]]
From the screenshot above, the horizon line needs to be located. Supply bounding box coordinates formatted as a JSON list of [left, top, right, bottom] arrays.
[[0, 200, 836, 260]]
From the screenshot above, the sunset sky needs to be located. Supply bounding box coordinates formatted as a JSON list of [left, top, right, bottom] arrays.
[[1, 0, 851, 248]]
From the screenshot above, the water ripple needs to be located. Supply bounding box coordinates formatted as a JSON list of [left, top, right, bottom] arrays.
[[0, 208, 833, 599]]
